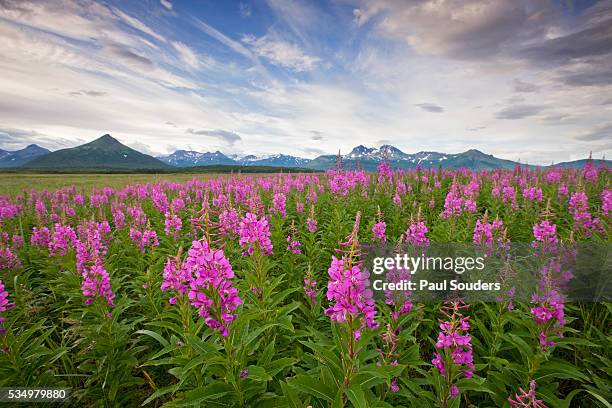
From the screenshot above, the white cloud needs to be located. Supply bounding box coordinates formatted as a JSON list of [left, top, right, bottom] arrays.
[[172, 41, 201, 69], [112, 8, 166, 43], [242, 34, 320, 72], [160, 0, 173, 11]]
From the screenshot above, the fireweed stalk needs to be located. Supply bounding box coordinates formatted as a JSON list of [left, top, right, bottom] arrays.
[[326, 212, 378, 393], [530, 220, 568, 353], [75, 222, 115, 306], [184, 239, 242, 337], [431, 300, 474, 406], [239, 212, 273, 305], [372, 206, 387, 243], [0, 280, 13, 335], [508, 380, 548, 407]]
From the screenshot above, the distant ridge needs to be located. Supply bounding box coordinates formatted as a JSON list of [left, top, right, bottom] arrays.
[[0, 144, 50, 167], [157, 145, 528, 170], [8, 135, 609, 171], [24, 134, 171, 170]]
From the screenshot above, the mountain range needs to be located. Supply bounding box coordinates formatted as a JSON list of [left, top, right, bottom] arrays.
[[2, 134, 608, 171], [0, 144, 50, 167], [23, 134, 170, 169]]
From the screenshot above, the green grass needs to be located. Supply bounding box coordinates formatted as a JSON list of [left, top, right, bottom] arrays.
[[0, 173, 209, 196]]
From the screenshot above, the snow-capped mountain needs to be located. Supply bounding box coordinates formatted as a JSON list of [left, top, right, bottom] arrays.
[[239, 154, 312, 167], [157, 144, 590, 171], [157, 150, 236, 167], [0, 144, 51, 167]]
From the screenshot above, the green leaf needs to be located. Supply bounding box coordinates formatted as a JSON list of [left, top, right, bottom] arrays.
[[537, 360, 589, 382], [346, 384, 367, 408], [289, 374, 335, 402], [135, 329, 169, 348], [180, 383, 235, 405], [246, 365, 272, 382]]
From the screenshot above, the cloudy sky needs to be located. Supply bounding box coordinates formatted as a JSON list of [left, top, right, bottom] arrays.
[[0, 0, 611, 164]]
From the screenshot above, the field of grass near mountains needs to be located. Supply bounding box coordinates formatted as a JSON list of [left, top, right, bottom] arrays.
[[0, 173, 211, 196]]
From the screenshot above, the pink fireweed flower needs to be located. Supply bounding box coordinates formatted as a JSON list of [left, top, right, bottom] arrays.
[[377, 161, 393, 185], [164, 212, 182, 239], [532, 221, 558, 254], [75, 225, 115, 306], [81, 263, 115, 306], [48, 224, 77, 256], [602, 189, 611, 217], [306, 205, 317, 233], [530, 289, 565, 351], [378, 324, 400, 390], [392, 193, 402, 207], [522, 187, 543, 202], [569, 191, 603, 236], [111, 206, 126, 229], [0, 243, 20, 273], [185, 240, 243, 337], [306, 217, 318, 233], [296, 201, 305, 213], [161, 254, 192, 304], [218, 208, 240, 237], [35, 199, 46, 219], [171, 197, 185, 213], [583, 160, 598, 183], [238, 212, 273, 255], [442, 187, 463, 218], [0, 280, 14, 331], [127, 205, 147, 226], [129, 227, 159, 252], [508, 380, 547, 408], [304, 266, 317, 302], [406, 221, 429, 250], [287, 235, 301, 254], [432, 301, 474, 399], [271, 192, 287, 217], [372, 221, 387, 243], [502, 186, 517, 209], [473, 217, 505, 253], [384, 266, 412, 321], [31, 226, 51, 247], [325, 256, 378, 338]]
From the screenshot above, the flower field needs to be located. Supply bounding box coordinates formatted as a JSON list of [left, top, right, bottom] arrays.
[[0, 162, 610, 407]]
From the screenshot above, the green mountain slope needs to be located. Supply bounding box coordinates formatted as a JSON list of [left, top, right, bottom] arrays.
[[24, 134, 172, 170]]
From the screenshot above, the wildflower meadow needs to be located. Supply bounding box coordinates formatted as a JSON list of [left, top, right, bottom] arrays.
[[0, 161, 610, 407]]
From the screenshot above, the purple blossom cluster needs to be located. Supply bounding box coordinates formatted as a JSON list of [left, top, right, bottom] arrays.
[[303, 277, 317, 301], [473, 217, 505, 253], [531, 221, 558, 254], [48, 224, 77, 256], [271, 192, 287, 217], [0, 279, 13, 333], [371, 221, 387, 243], [306, 205, 317, 233], [164, 212, 182, 239], [0, 232, 21, 273], [432, 301, 474, 400], [508, 380, 547, 407], [182, 240, 243, 336], [238, 212, 273, 256], [569, 191, 603, 236], [129, 227, 159, 252], [383, 266, 412, 321], [442, 183, 477, 218], [522, 187, 543, 202], [75, 223, 115, 306], [405, 221, 429, 250], [325, 256, 378, 339]]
